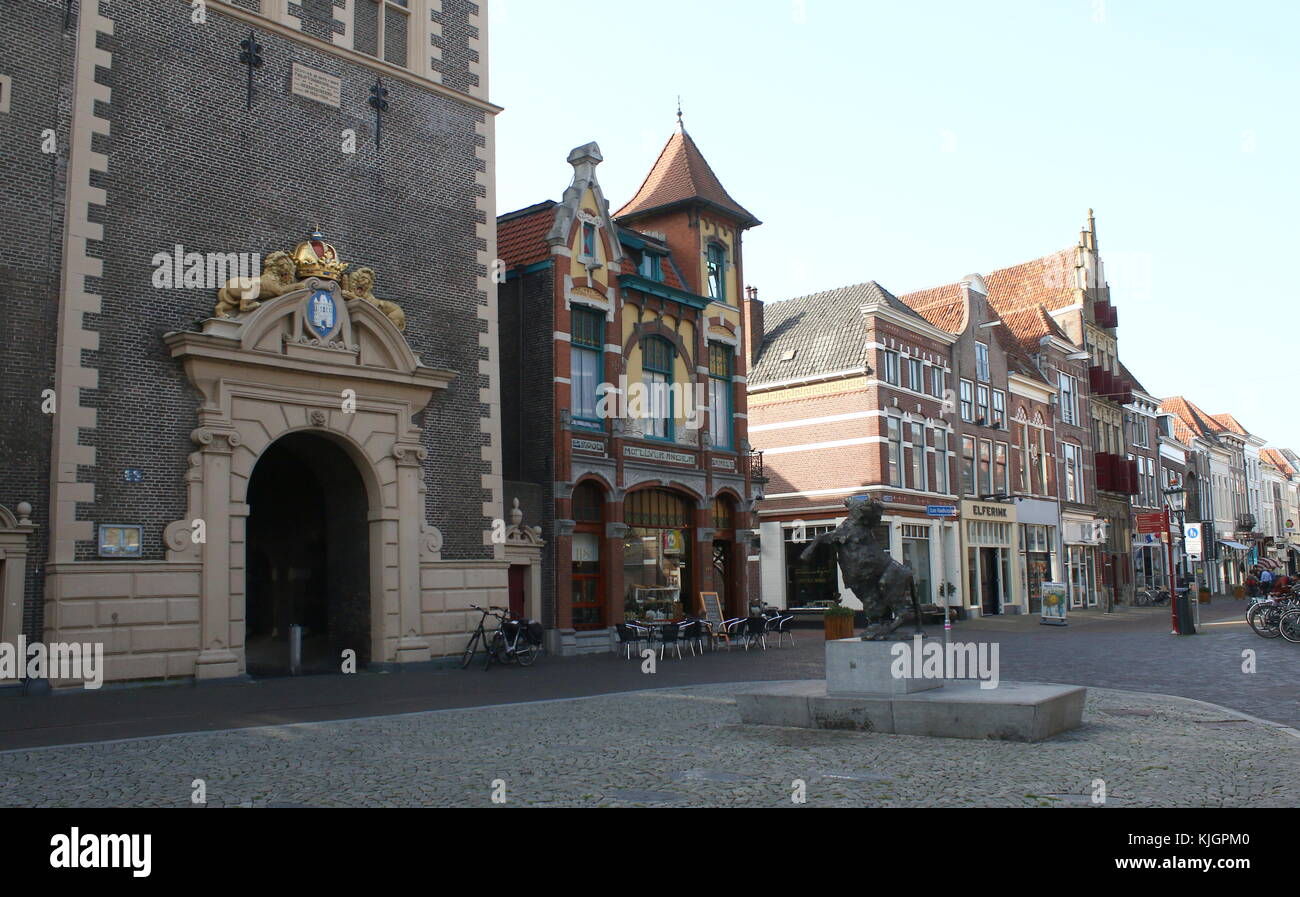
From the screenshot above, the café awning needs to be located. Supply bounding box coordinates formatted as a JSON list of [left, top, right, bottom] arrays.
[[1257, 557, 1282, 570], [1219, 540, 1251, 551]]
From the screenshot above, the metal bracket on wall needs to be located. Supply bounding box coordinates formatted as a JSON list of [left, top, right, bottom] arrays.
[[368, 77, 389, 149], [238, 30, 264, 111]]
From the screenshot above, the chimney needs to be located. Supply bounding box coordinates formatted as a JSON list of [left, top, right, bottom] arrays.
[[743, 285, 764, 366]]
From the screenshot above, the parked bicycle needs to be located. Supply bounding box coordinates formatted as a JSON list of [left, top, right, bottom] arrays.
[[461, 604, 543, 670], [1134, 588, 1170, 607], [1246, 594, 1300, 639]]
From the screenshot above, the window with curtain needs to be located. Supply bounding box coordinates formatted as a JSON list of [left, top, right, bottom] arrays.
[[582, 222, 596, 257], [992, 390, 1005, 428], [887, 417, 903, 486], [976, 342, 990, 381], [934, 429, 949, 494], [883, 350, 900, 386], [570, 306, 604, 428], [910, 422, 926, 491], [908, 358, 923, 392], [979, 439, 993, 496], [995, 442, 1009, 495], [1063, 442, 1082, 501], [642, 336, 674, 440], [708, 342, 733, 450], [962, 436, 976, 495]]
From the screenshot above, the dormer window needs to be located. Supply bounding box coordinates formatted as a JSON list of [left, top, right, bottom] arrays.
[[640, 252, 662, 282], [707, 243, 726, 301]]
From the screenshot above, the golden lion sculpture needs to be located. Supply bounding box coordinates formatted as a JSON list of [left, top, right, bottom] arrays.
[[213, 250, 305, 319], [342, 267, 406, 331]]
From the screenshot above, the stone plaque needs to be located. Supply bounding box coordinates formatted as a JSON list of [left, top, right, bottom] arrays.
[[711, 456, 736, 471], [572, 438, 605, 455], [625, 445, 695, 466], [290, 63, 342, 108]]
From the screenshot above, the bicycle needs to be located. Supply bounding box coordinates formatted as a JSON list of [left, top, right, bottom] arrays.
[[1134, 588, 1170, 607], [1246, 594, 1300, 639], [461, 604, 540, 670], [1278, 606, 1300, 644]]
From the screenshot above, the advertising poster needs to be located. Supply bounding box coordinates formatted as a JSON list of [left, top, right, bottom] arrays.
[[1040, 581, 1068, 626]]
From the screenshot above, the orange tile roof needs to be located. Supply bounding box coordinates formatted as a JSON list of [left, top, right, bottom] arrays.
[[1262, 448, 1296, 476], [896, 282, 967, 333], [497, 201, 556, 270], [1209, 413, 1250, 436], [615, 129, 758, 225], [982, 249, 1080, 314], [998, 304, 1075, 352], [1160, 396, 1229, 441]]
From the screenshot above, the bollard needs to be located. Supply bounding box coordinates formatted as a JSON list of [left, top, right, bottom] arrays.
[[289, 623, 303, 675]]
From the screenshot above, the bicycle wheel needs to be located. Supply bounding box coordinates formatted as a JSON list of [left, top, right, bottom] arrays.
[[1134, 591, 1151, 607], [1279, 609, 1300, 644], [1247, 604, 1281, 638], [515, 642, 536, 667], [485, 631, 504, 670], [460, 631, 481, 668]]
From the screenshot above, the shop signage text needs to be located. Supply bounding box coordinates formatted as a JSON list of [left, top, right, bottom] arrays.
[[624, 445, 695, 466]]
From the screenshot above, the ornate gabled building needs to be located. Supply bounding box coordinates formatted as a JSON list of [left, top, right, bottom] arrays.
[[497, 132, 759, 654], [904, 212, 1139, 607], [2, 0, 508, 685]]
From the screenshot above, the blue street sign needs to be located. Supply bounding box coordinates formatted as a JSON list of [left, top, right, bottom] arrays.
[[926, 504, 957, 517]]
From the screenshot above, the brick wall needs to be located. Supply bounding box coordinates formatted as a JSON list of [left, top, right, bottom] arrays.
[[0, 0, 77, 638]]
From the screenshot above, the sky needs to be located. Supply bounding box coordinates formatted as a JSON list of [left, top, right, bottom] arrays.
[[489, 0, 1300, 452]]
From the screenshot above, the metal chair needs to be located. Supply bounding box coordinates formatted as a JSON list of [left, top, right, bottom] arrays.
[[742, 616, 767, 651], [723, 617, 746, 650], [657, 623, 684, 660], [615, 623, 648, 659], [766, 614, 795, 648]]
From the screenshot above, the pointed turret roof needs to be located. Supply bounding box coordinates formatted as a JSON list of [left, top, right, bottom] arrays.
[[615, 129, 759, 227]]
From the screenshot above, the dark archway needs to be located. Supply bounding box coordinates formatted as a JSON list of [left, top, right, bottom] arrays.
[[245, 431, 370, 676]]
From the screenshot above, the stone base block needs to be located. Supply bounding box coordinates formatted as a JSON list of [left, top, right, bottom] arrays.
[[736, 680, 1086, 742], [825, 637, 941, 695]]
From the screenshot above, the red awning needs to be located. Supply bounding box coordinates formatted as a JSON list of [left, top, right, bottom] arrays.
[[1257, 557, 1281, 570]]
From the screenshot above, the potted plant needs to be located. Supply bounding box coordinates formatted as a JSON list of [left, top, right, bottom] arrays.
[[823, 596, 855, 640]]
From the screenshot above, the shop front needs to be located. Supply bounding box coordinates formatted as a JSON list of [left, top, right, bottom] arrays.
[[960, 499, 1021, 616], [1061, 512, 1103, 609], [622, 488, 695, 622], [1016, 498, 1059, 614]]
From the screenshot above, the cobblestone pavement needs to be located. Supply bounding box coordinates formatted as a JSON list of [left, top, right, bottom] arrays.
[[1, 684, 1295, 807]]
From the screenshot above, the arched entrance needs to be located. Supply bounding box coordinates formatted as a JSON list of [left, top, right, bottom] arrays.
[[244, 432, 370, 676]]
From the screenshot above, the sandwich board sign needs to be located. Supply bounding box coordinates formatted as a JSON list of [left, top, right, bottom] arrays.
[[1039, 581, 1068, 626]]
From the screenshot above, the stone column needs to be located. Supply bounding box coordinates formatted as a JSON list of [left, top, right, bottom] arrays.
[[193, 427, 241, 680], [393, 442, 431, 663]]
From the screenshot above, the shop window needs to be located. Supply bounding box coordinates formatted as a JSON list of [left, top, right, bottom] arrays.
[[623, 489, 692, 621], [711, 495, 735, 531]]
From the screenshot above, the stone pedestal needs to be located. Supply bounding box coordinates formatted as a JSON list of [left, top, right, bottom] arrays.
[[734, 638, 1086, 742], [825, 637, 940, 695]]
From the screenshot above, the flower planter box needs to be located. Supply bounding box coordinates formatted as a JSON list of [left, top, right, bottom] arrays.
[[823, 613, 854, 640]]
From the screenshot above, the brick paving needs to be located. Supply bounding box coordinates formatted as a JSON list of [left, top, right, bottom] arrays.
[[0, 684, 1294, 808], [0, 600, 1295, 753]]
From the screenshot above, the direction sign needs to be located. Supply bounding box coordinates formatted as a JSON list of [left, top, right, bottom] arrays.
[[926, 505, 957, 518], [1185, 522, 1203, 560], [1135, 511, 1167, 534]]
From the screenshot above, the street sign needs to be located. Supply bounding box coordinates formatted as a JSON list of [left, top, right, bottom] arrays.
[[926, 505, 957, 517], [1135, 511, 1167, 534], [1185, 522, 1203, 560]]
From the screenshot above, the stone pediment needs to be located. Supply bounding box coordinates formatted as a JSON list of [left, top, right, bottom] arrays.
[[165, 278, 457, 401]]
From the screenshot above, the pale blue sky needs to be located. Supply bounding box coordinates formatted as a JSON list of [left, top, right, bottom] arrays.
[[491, 0, 1299, 452]]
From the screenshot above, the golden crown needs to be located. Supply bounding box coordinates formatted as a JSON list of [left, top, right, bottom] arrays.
[[292, 231, 349, 280]]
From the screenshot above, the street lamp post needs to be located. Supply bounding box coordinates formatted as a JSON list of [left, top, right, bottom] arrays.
[[1164, 486, 1190, 633]]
